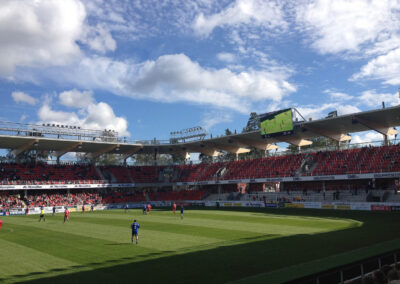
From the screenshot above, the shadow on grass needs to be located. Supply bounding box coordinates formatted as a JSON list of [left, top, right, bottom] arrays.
[[13, 209, 400, 284]]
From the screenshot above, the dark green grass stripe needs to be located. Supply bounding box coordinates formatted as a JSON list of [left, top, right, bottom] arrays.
[[2, 209, 400, 284], [185, 211, 358, 229], [231, 238, 400, 284]]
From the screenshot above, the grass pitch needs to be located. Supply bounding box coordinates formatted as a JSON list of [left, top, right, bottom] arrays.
[[0, 208, 400, 283]]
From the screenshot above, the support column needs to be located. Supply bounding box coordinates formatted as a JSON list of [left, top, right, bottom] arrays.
[[154, 149, 158, 166], [384, 134, 389, 146]]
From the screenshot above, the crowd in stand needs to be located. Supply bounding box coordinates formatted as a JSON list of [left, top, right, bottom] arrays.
[[0, 145, 399, 186], [25, 192, 102, 207], [0, 193, 24, 211], [102, 190, 146, 204], [0, 188, 207, 210], [0, 163, 102, 185]]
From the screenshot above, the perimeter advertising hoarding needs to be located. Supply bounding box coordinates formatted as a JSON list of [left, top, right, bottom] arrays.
[[260, 109, 294, 138]]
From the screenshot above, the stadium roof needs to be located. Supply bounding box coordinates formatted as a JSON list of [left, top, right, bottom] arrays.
[[0, 105, 399, 159]]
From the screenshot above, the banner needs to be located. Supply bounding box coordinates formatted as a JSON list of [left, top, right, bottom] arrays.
[[0, 183, 135, 191], [371, 205, 391, 211], [336, 204, 351, 210], [285, 203, 305, 208], [321, 203, 334, 209], [168, 172, 400, 187], [350, 203, 371, 211], [390, 205, 400, 212]]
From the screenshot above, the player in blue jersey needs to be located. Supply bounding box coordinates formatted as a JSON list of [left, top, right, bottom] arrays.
[[180, 205, 184, 220], [131, 219, 140, 244]]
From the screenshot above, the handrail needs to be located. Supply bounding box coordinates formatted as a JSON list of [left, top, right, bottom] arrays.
[[283, 249, 400, 284]]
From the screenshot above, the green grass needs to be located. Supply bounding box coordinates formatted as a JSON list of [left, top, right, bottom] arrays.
[[0, 208, 400, 284]]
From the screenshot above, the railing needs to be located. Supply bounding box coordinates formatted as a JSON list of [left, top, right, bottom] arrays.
[[0, 180, 104, 186], [283, 249, 400, 284]]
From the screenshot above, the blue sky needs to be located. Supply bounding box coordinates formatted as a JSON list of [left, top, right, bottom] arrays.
[[0, 0, 399, 145]]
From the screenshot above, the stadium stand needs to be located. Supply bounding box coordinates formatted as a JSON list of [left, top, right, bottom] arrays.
[[0, 144, 400, 210], [1, 145, 399, 186], [0, 163, 101, 185], [25, 192, 103, 207]]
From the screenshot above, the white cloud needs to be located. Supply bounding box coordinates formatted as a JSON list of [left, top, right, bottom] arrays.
[[296, 103, 361, 120], [357, 90, 400, 108], [295, 0, 400, 86], [56, 54, 296, 113], [128, 54, 296, 113], [351, 131, 391, 145], [37, 90, 129, 136], [0, 0, 86, 75], [81, 24, 117, 54], [11, 91, 37, 105], [201, 111, 233, 130], [336, 105, 361, 115], [296, 0, 400, 55], [351, 48, 400, 85], [193, 0, 287, 37], [20, 114, 28, 122], [0, 0, 121, 76], [216, 52, 236, 63], [84, 102, 128, 136], [324, 90, 353, 101], [59, 89, 94, 108]]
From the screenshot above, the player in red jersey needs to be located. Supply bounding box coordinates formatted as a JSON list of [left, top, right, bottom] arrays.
[[64, 207, 69, 223], [81, 204, 85, 214], [172, 202, 177, 214], [25, 207, 29, 215], [146, 204, 151, 215]]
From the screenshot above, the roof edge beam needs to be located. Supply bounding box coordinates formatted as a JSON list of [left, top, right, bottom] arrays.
[[354, 116, 398, 136], [232, 137, 279, 151], [11, 139, 39, 156], [55, 142, 82, 159], [304, 125, 351, 142], [86, 144, 120, 160], [279, 138, 313, 147], [121, 146, 143, 160], [183, 145, 221, 157]]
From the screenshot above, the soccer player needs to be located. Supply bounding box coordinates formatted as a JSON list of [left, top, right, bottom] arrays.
[[125, 204, 129, 213], [142, 204, 147, 215], [131, 219, 140, 244], [81, 204, 85, 214], [52, 206, 56, 216], [25, 207, 29, 215], [64, 207, 69, 223], [172, 202, 177, 214], [146, 203, 151, 215], [91, 204, 94, 212], [39, 206, 45, 222], [180, 205, 184, 220]]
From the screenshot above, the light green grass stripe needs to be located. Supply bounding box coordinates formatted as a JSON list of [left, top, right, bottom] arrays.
[[92, 209, 355, 228], [80, 211, 355, 235], [0, 238, 77, 283], [3, 217, 222, 251]]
